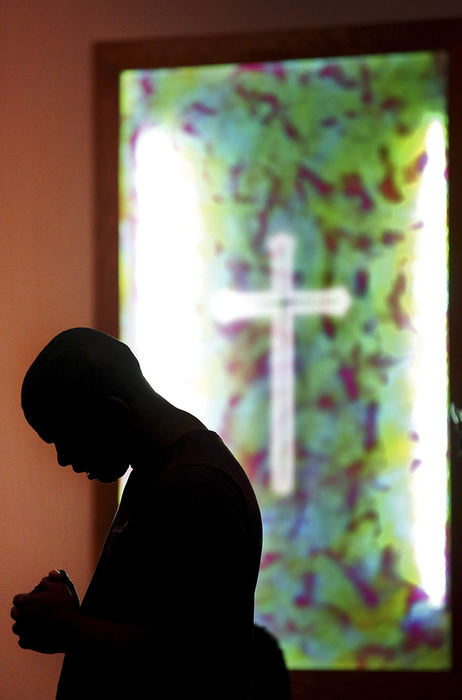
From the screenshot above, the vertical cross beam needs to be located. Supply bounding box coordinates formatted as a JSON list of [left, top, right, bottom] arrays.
[[211, 233, 351, 495], [268, 235, 296, 496]]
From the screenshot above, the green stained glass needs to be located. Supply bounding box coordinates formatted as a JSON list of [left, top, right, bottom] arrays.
[[119, 50, 450, 669]]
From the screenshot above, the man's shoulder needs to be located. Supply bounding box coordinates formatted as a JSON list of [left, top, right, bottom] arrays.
[[128, 429, 261, 528], [128, 431, 257, 519], [163, 430, 257, 501]]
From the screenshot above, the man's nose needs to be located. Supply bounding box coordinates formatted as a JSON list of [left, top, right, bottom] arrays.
[[55, 446, 70, 467]]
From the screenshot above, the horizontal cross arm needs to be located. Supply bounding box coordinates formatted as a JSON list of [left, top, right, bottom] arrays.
[[292, 286, 352, 316], [210, 289, 280, 324]]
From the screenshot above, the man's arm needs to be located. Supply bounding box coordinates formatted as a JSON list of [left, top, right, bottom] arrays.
[[68, 613, 151, 651], [11, 570, 150, 654]]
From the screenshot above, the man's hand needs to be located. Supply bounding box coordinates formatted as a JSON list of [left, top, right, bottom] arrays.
[[11, 570, 80, 654]]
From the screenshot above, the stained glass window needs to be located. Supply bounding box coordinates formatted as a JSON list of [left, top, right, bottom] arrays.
[[118, 50, 450, 670]]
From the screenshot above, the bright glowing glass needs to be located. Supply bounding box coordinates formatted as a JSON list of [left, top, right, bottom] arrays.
[[410, 119, 448, 607], [119, 51, 450, 669], [133, 127, 207, 416]]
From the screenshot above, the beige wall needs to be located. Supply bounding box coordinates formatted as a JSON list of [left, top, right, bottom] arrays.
[[0, 1, 461, 697]]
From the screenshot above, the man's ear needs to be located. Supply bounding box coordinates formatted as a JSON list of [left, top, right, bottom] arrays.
[[103, 396, 132, 429]]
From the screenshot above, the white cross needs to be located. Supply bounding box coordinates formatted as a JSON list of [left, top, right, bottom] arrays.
[[211, 233, 351, 496]]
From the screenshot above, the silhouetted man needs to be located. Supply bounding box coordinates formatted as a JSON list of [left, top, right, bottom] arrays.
[[11, 328, 262, 699]]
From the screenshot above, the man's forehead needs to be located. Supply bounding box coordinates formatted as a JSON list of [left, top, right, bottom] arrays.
[[27, 397, 105, 442], [36, 428, 54, 444], [28, 414, 65, 444], [25, 402, 78, 443]]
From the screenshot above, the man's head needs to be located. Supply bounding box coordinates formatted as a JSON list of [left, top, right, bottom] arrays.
[[22, 328, 144, 481]]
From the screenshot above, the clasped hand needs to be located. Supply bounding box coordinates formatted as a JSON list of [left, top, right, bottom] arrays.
[[11, 569, 80, 654]]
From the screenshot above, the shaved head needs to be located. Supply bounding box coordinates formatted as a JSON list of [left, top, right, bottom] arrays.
[[21, 328, 143, 435]]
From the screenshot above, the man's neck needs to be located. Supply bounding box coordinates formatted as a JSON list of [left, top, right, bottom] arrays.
[[129, 389, 207, 467]]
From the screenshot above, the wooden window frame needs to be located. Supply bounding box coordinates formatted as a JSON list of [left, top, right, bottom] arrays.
[[93, 20, 462, 697]]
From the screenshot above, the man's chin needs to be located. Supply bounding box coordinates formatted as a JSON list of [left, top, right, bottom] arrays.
[[88, 467, 128, 483]]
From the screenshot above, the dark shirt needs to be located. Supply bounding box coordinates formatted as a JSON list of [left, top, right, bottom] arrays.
[[56, 430, 262, 699]]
